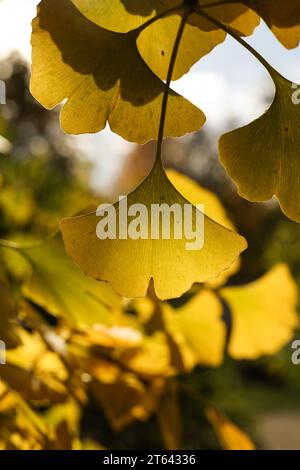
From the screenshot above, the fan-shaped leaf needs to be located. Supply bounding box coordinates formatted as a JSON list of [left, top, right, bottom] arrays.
[[61, 165, 247, 300], [220, 73, 300, 222], [243, 0, 300, 48], [167, 169, 240, 287], [31, 0, 204, 141], [221, 264, 299, 359]]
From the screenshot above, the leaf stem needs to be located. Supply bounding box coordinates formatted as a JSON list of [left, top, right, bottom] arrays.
[[195, 6, 278, 79], [156, 6, 192, 164]]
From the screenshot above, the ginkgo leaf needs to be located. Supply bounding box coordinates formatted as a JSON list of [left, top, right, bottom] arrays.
[[220, 264, 299, 360], [71, 0, 178, 33], [20, 234, 121, 327], [0, 278, 20, 348], [206, 406, 255, 450], [136, 14, 226, 82], [71, 0, 254, 35], [167, 169, 240, 287], [71, 1, 259, 82], [219, 72, 300, 222], [61, 164, 247, 300], [31, 0, 204, 142], [162, 289, 225, 369], [243, 0, 300, 48], [119, 332, 173, 377], [271, 24, 300, 49], [138, 5, 259, 82]]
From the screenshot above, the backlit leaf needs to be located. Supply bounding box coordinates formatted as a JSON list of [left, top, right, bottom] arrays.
[[138, 5, 259, 81], [221, 264, 299, 359], [136, 14, 226, 81], [71, 0, 178, 33], [243, 0, 300, 48], [162, 289, 226, 369], [31, 0, 204, 142], [71, 1, 259, 82], [167, 169, 241, 287], [61, 164, 247, 300], [220, 72, 300, 222]]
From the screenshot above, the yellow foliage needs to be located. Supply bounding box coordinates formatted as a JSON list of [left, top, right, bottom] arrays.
[[61, 164, 246, 299]]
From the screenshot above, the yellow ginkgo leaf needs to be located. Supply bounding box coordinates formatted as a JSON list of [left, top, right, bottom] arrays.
[[0, 278, 20, 348], [70, 0, 252, 34], [220, 72, 300, 222], [162, 289, 226, 369], [61, 163, 247, 300], [71, 1, 259, 82], [167, 169, 240, 287], [206, 406, 255, 450], [136, 14, 226, 82], [71, 0, 179, 33], [220, 264, 299, 360], [137, 4, 259, 81], [20, 234, 121, 327], [31, 0, 204, 142], [243, 0, 300, 48], [271, 24, 300, 49]]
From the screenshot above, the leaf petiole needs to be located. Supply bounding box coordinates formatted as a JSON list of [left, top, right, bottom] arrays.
[[156, 6, 192, 164]]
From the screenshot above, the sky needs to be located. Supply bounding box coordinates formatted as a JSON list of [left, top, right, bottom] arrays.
[[0, 0, 300, 192]]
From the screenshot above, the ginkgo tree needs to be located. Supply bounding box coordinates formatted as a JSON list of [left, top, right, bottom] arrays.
[[0, 0, 299, 451]]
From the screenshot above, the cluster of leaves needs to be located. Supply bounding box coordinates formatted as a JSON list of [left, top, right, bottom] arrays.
[[30, 0, 300, 300], [0, 173, 298, 449], [0, 0, 300, 450]]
